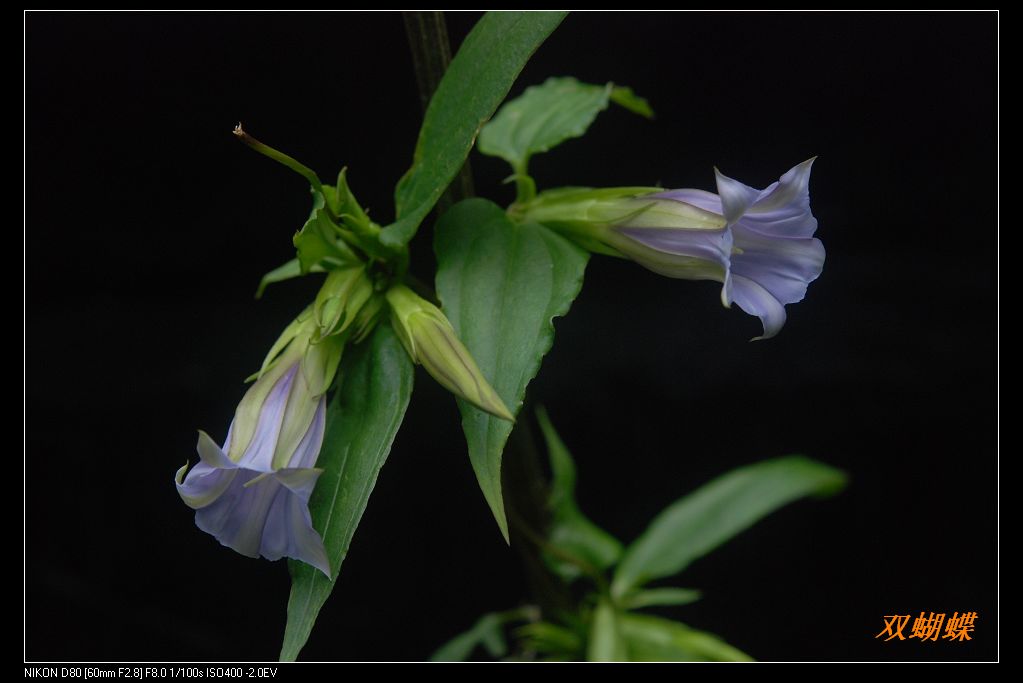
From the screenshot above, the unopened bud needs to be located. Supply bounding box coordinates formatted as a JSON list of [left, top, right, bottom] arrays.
[[386, 285, 513, 422]]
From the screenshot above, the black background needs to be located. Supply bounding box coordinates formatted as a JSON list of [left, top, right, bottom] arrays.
[[26, 12, 997, 662]]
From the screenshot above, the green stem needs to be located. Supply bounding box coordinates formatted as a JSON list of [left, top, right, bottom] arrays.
[[514, 163, 537, 204], [232, 123, 322, 189], [506, 503, 611, 598], [503, 414, 585, 616]]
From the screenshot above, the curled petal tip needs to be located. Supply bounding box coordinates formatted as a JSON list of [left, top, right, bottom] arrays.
[[713, 168, 760, 225], [175, 461, 190, 484]]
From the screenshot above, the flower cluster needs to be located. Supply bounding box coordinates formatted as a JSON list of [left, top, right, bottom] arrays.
[[178, 153, 823, 575], [177, 275, 512, 574]]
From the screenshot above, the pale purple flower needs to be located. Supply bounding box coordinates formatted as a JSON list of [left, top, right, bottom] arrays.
[[175, 342, 331, 576], [522, 159, 824, 339], [620, 159, 824, 339]]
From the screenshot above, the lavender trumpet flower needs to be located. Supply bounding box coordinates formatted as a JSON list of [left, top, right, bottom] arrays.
[[521, 159, 824, 339], [175, 311, 346, 576]]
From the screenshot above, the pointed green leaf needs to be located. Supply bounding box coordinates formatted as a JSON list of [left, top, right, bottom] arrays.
[[435, 199, 588, 540], [383, 11, 567, 248], [609, 85, 654, 119], [587, 599, 626, 662], [537, 407, 623, 580], [619, 614, 754, 662], [280, 324, 414, 661], [620, 587, 702, 610], [478, 77, 652, 173], [612, 456, 847, 598], [431, 611, 517, 662]]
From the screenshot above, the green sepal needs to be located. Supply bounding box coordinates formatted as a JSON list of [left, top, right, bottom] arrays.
[[293, 208, 360, 274]]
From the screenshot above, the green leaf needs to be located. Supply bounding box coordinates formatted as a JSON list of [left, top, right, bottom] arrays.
[[478, 77, 653, 174], [435, 199, 588, 540], [280, 324, 414, 661], [537, 406, 623, 581], [383, 11, 567, 248], [609, 85, 654, 119], [612, 456, 847, 598], [619, 614, 754, 662], [515, 621, 583, 658], [587, 599, 626, 662], [620, 587, 702, 610], [478, 77, 609, 173], [430, 612, 509, 662]]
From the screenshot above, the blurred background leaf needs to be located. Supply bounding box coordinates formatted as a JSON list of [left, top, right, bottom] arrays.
[[612, 455, 847, 598], [537, 406, 623, 581]]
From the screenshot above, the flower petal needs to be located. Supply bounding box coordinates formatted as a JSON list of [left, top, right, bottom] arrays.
[[175, 432, 239, 509], [196, 430, 236, 469], [753, 158, 815, 211], [613, 225, 735, 307], [731, 228, 826, 306], [616, 225, 730, 262], [233, 364, 298, 472], [651, 188, 723, 215], [282, 396, 326, 470], [730, 274, 788, 340], [228, 349, 302, 467], [270, 366, 322, 470], [176, 461, 237, 509], [714, 168, 760, 225], [190, 465, 329, 574], [615, 224, 732, 274], [193, 469, 282, 558], [743, 158, 818, 238], [621, 196, 726, 231], [274, 466, 323, 499], [259, 483, 330, 577]]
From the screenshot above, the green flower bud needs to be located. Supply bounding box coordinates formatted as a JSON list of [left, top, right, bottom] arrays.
[[350, 293, 386, 344], [312, 266, 374, 340], [386, 285, 513, 422]]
